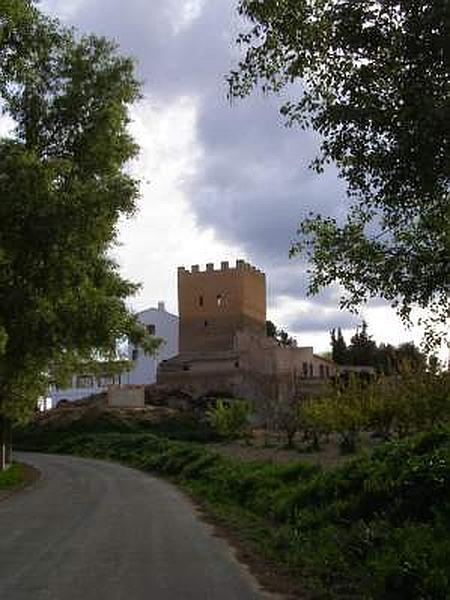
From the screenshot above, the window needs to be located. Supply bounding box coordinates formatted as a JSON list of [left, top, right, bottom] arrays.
[[235, 361, 240, 368], [198, 295, 204, 307], [98, 375, 114, 387], [217, 294, 223, 307], [146, 324, 155, 335], [302, 362, 308, 376], [132, 348, 139, 361], [77, 375, 93, 389], [309, 363, 314, 378], [204, 320, 209, 327], [319, 365, 325, 379], [326, 366, 330, 378]]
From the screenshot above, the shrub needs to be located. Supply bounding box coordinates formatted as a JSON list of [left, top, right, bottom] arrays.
[[206, 399, 250, 440]]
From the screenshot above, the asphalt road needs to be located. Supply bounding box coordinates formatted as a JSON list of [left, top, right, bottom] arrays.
[[0, 452, 273, 600]]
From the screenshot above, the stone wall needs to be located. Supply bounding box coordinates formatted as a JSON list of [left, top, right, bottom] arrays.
[[107, 385, 145, 408], [178, 260, 266, 353], [157, 331, 336, 404]]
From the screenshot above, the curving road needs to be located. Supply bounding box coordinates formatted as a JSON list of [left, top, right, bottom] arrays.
[[0, 453, 273, 600]]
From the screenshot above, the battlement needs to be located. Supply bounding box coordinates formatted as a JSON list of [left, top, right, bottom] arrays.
[[177, 258, 266, 353], [178, 259, 264, 277]]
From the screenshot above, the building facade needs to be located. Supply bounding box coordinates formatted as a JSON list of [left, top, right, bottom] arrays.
[[158, 260, 336, 403], [124, 302, 179, 385], [47, 302, 179, 407]]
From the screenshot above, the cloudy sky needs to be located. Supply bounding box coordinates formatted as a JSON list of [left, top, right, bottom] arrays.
[[37, 0, 426, 353]]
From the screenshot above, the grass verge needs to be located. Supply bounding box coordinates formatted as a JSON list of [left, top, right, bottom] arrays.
[[15, 427, 450, 599], [0, 463, 25, 490], [0, 462, 40, 500]]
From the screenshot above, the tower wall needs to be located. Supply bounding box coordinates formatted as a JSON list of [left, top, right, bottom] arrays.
[[178, 260, 266, 353]]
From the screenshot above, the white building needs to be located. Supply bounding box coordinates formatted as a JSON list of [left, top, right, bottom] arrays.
[[123, 302, 179, 385], [47, 302, 179, 408]]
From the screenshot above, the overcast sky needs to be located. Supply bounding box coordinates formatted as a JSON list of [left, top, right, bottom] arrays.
[[35, 0, 426, 353]]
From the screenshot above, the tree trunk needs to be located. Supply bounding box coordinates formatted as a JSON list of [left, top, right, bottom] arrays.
[[0, 415, 6, 471], [0, 398, 12, 471], [6, 419, 12, 465]]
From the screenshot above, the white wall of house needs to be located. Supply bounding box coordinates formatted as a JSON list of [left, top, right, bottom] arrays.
[[48, 373, 122, 408], [123, 302, 179, 385], [47, 302, 179, 408]]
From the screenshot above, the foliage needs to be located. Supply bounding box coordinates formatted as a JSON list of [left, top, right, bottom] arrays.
[[229, 0, 450, 349], [206, 399, 250, 439], [13, 407, 221, 446], [0, 1, 159, 425], [16, 422, 450, 599], [331, 321, 428, 374], [302, 371, 450, 449], [266, 319, 296, 347], [330, 327, 347, 365], [0, 462, 24, 489], [304, 377, 371, 453], [347, 321, 378, 368], [275, 398, 302, 448]]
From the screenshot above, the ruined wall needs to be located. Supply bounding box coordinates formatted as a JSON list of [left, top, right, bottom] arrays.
[[158, 331, 336, 404], [178, 260, 266, 353]]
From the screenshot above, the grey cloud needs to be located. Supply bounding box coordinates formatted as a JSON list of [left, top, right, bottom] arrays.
[[287, 310, 360, 335], [45, 0, 370, 322]]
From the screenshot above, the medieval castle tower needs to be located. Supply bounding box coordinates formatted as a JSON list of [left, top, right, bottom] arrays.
[[158, 260, 335, 402], [178, 260, 266, 353]]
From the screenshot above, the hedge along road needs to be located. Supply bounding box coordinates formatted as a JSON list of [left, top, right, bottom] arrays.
[[0, 453, 274, 600]]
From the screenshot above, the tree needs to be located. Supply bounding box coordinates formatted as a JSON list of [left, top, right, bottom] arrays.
[[0, 1, 158, 468], [266, 319, 296, 347], [229, 1, 450, 350], [330, 327, 348, 365], [347, 321, 378, 367]]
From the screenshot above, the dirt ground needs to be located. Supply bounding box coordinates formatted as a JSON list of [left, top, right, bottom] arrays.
[[210, 430, 380, 468]]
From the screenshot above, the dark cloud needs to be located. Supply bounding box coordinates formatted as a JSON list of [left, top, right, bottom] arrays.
[[44, 0, 364, 336]]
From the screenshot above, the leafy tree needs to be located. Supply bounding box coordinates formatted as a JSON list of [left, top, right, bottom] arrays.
[[206, 399, 250, 440], [330, 320, 428, 374], [347, 320, 378, 367], [266, 320, 277, 339], [330, 327, 348, 365], [229, 0, 450, 350], [0, 1, 158, 468], [266, 319, 296, 347], [394, 342, 428, 373]]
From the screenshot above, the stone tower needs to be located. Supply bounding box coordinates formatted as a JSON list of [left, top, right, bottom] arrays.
[[177, 260, 266, 353]]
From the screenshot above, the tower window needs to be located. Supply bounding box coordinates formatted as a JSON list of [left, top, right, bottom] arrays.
[[217, 294, 223, 307], [198, 295, 204, 307]]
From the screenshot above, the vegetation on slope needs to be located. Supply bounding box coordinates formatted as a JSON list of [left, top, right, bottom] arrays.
[[16, 421, 450, 599]]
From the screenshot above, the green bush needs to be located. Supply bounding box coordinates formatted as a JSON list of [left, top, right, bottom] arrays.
[[206, 399, 250, 439], [301, 371, 450, 452]]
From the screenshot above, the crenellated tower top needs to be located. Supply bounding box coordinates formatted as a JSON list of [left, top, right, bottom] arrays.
[[177, 259, 266, 353]]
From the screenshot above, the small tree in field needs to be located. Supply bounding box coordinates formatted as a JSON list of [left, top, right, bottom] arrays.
[[303, 376, 371, 453], [206, 400, 251, 440]]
